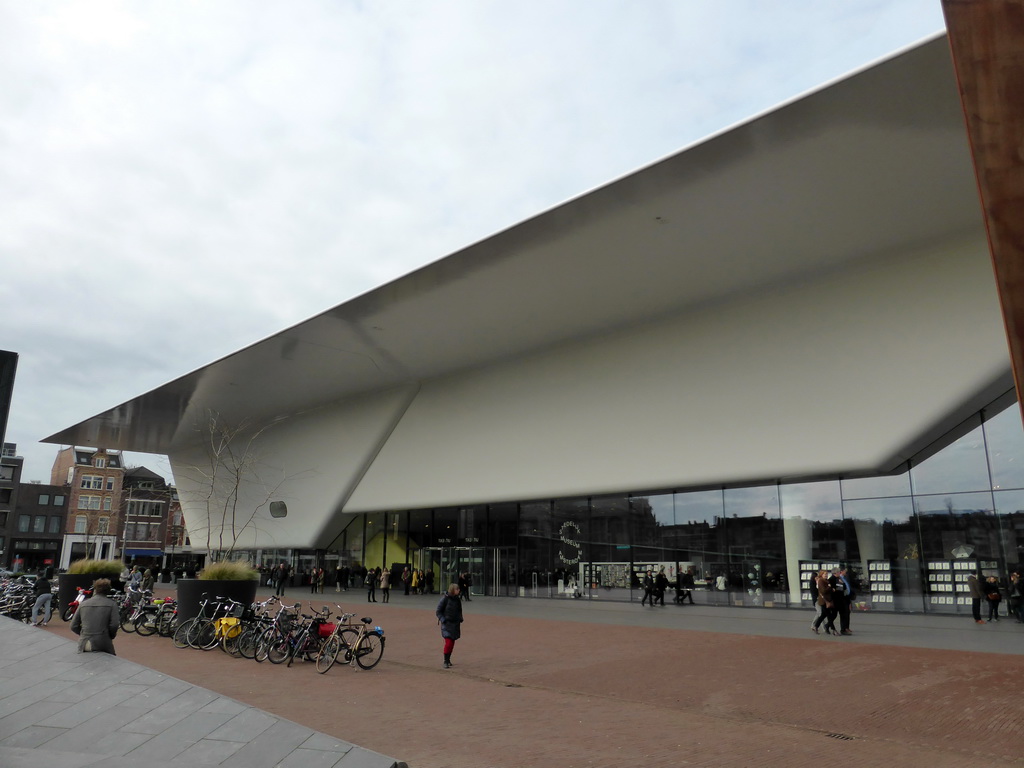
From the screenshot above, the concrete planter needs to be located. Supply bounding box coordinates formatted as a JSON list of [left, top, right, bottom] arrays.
[[175, 578, 259, 625]]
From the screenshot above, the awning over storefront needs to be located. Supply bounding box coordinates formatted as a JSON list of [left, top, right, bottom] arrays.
[[125, 548, 162, 557]]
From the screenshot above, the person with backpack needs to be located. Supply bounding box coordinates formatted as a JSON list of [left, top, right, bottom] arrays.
[[435, 583, 464, 668]]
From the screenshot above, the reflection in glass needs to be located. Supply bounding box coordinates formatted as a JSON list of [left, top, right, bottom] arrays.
[[993, 490, 1024, 568], [724, 486, 780, 518], [647, 493, 674, 525], [915, 492, 997, 561], [590, 496, 630, 594], [675, 489, 723, 525], [780, 481, 842, 522], [910, 418, 989, 496], [984, 405, 1024, 490], [519, 501, 553, 592], [841, 473, 911, 500]]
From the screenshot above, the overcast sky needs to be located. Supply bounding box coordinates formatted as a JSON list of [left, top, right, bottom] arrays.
[[1, 1, 946, 483]]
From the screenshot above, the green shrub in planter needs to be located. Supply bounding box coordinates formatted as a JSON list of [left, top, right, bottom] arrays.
[[199, 560, 259, 581], [65, 558, 124, 578]]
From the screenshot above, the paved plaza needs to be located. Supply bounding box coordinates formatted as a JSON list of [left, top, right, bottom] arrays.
[[4, 586, 1023, 767]]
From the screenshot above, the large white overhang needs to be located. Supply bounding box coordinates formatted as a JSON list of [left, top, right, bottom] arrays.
[[45, 34, 1005, 480]]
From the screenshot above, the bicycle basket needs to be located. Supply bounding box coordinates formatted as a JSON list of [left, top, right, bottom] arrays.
[[318, 622, 336, 638]]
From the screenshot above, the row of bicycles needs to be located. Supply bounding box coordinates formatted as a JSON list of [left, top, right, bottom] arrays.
[[0, 579, 386, 673], [132, 591, 386, 672], [0, 576, 43, 622]]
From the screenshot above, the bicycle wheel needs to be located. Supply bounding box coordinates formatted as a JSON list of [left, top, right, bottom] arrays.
[[315, 636, 341, 674], [253, 626, 275, 663], [236, 625, 260, 659], [156, 610, 176, 637], [354, 632, 384, 670], [118, 605, 138, 633], [337, 627, 360, 662], [285, 630, 309, 667], [196, 620, 219, 650], [62, 605, 75, 622], [172, 617, 197, 649], [266, 629, 291, 664], [221, 621, 244, 656], [134, 610, 158, 636]]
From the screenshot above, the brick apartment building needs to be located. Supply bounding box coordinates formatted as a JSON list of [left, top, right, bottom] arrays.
[[122, 465, 176, 571], [51, 446, 125, 568]]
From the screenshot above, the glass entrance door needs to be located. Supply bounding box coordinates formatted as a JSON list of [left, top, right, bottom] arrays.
[[420, 547, 514, 597]]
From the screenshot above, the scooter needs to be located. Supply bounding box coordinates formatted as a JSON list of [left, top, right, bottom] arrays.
[[61, 586, 93, 622]]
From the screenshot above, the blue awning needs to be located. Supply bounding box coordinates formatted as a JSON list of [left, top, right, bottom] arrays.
[[125, 548, 162, 556]]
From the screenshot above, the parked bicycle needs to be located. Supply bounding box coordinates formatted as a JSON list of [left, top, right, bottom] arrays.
[[172, 593, 235, 649], [316, 613, 385, 672], [254, 601, 301, 663], [225, 595, 279, 658], [265, 604, 333, 666], [0, 577, 38, 622]]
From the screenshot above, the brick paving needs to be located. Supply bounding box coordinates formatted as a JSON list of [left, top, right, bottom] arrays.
[[39, 587, 1024, 767]]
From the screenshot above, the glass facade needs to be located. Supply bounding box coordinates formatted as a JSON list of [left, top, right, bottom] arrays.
[[277, 399, 1024, 613]]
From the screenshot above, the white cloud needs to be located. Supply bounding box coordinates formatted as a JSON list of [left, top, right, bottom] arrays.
[[0, 0, 945, 481]]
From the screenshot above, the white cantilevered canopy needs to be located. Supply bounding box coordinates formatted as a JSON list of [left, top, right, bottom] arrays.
[[44, 34, 1012, 549]]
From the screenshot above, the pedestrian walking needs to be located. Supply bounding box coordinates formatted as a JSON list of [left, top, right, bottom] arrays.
[[640, 569, 655, 607], [654, 568, 669, 606], [380, 568, 391, 603], [436, 583, 464, 668]]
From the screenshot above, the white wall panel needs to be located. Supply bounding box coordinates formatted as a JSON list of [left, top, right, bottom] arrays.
[[170, 384, 417, 549], [345, 238, 1008, 513]]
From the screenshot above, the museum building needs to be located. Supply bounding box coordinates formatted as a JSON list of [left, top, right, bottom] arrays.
[[45, 33, 1024, 613]]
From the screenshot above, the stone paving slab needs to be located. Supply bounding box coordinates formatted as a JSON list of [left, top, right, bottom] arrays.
[[14, 587, 1024, 767], [0, 616, 405, 768]]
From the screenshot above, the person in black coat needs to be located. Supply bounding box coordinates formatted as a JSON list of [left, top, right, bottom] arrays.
[[436, 583, 464, 668], [654, 569, 669, 606], [457, 572, 472, 601], [640, 570, 655, 607]]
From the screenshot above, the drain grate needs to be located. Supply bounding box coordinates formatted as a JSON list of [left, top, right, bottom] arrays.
[[826, 732, 855, 741]]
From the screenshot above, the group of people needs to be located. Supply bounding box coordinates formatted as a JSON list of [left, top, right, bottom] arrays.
[[123, 565, 154, 593], [639, 568, 671, 607], [967, 569, 1024, 623], [400, 567, 436, 595], [364, 566, 391, 603], [810, 566, 855, 636]]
